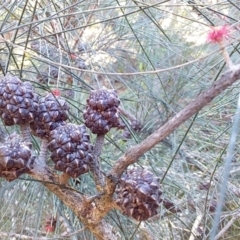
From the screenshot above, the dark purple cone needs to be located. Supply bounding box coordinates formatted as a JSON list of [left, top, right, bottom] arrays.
[[48, 123, 93, 178], [83, 88, 121, 134], [0, 74, 39, 126], [0, 133, 34, 180], [115, 168, 162, 221], [30, 93, 69, 139]]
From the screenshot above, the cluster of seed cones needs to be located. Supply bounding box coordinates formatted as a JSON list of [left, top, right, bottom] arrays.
[[116, 168, 162, 221], [0, 74, 39, 180], [0, 74, 92, 179], [0, 74, 163, 221]]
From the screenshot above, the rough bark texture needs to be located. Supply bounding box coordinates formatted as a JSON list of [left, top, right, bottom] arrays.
[[30, 156, 117, 240], [90, 134, 105, 190]]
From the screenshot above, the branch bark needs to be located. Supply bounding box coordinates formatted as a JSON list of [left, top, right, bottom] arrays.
[[107, 65, 240, 193], [30, 155, 116, 240], [90, 134, 105, 190]]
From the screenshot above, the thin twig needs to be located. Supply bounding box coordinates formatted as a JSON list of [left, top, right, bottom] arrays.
[[59, 215, 75, 238], [228, 182, 240, 197], [72, 3, 98, 50], [169, 221, 191, 233], [63, 227, 86, 238], [0, 232, 50, 240], [138, 223, 155, 240]]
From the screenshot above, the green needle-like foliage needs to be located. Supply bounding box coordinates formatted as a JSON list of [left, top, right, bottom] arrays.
[[0, 0, 240, 239]]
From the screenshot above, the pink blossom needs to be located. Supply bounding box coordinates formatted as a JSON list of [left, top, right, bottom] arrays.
[[207, 25, 230, 43], [45, 225, 55, 232], [52, 89, 61, 97], [44, 216, 56, 233]]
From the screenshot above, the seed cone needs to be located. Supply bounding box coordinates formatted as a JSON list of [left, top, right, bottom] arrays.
[[115, 168, 162, 221], [0, 133, 34, 180], [83, 88, 120, 134], [0, 74, 39, 126], [50, 66, 59, 79], [30, 93, 69, 139], [48, 123, 93, 178]]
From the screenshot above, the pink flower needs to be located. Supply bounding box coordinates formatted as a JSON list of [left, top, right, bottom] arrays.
[[52, 89, 61, 97], [45, 225, 55, 233], [44, 216, 56, 233], [207, 25, 230, 43], [70, 52, 77, 60]]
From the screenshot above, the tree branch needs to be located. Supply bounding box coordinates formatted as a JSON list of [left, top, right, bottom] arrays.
[[30, 156, 116, 240], [107, 65, 240, 193]]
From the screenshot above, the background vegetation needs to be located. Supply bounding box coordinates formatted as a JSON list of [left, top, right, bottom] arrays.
[[0, 0, 240, 239]]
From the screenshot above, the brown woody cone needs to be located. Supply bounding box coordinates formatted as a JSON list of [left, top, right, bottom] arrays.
[[0, 133, 34, 180], [30, 93, 69, 139], [48, 123, 93, 178], [83, 88, 120, 134], [0, 74, 39, 126], [115, 168, 162, 221]]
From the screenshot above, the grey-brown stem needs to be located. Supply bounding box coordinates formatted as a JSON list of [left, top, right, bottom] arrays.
[[90, 134, 105, 191], [39, 138, 49, 164], [30, 160, 116, 240], [106, 65, 240, 194], [0, 125, 6, 143], [20, 124, 31, 143]]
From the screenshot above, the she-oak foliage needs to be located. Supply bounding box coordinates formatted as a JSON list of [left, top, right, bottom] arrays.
[[1, 1, 240, 240]]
